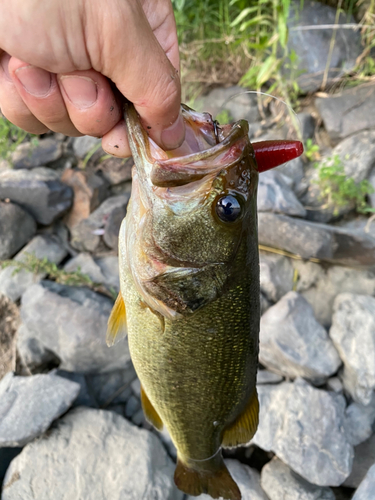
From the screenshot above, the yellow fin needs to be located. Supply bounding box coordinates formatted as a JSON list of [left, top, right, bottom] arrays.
[[106, 292, 127, 347], [174, 455, 241, 500], [222, 389, 259, 448], [140, 385, 164, 431]]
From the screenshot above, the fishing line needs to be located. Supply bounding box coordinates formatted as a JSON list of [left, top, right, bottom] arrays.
[[218, 90, 303, 142], [183, 447, 222, 463]]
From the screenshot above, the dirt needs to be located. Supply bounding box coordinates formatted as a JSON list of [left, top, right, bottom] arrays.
[[0, 294, 20, 380]]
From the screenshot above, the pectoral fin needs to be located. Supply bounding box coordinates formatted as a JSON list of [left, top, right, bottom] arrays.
[[222, 389, 259, 448], [140, 385, 163, 431], [106, 292, 127, 347]]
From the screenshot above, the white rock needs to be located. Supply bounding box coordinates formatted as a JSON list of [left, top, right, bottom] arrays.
[[330, 293, 375, 405], [344, 392, 375, 446], [352, 463, 375, 500], [2, 407, 182, 500], [259, 252, 294, 303]]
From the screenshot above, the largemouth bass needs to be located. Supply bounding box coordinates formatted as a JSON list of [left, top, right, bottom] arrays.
[[107, 103, 302, 500]]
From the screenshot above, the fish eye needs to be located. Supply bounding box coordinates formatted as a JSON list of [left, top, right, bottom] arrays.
[[215, 195, 242, 223]]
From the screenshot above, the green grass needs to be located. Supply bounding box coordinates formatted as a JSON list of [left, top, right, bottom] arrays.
[[0, 115, 29, 160]]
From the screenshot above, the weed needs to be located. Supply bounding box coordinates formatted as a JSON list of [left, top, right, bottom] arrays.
[[216, 109, 232, 123], [304, 139, 320, 162], [314, 154, 375, 215], [0, 253, 117, 301], [0, 115, 29, 160]]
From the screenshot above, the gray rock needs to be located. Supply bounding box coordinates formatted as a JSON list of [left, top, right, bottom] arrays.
[[11, 138, 63, 169], [0, 371, 79, 447], [315, 84, 375, 142], [258, 213, 375, 267], [0, 202, 36, 259], [131, 378, 141, 398], [86, 365, 137, 407], [344, 392, 375, 446], [278, 156, 306, 195], [297, 112, 315, 140], [186, 459, 268, 500], [253, 379, 353, 486], [326, 377, 343, 394], [258, 170, 306, 217], [294, 261, 375, 327], [2, 407, 182, 500], [330, 294, 375, 405], [286, 0, 362, 92], [330, 130, 375, 182], [132, 408, 146, 427], [351, 464, 375, 500], [17, 324, 60, 373], [0, 235, 67, 302], [195, 86, 261, 123], [52, 369, 98, 407], [369, 168, 375, 208], [261, 457, 335, 500], [70, 194, 130, 252], [124, 395, 141, 418], [20, 281, 131, 373], [72, 135, 102, 159], [344, 434, 375, 489], [97, 156, 134, 186], [257, 369, 283, 385], [0, 168, 73, 225], [64, 252, 107, 283], [259, 251, 294, 303], [96, 255, 120, 292], [259, 292, 341, 383]]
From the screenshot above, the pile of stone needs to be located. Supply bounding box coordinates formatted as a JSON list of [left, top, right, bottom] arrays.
[[1, 2, 375, 498]]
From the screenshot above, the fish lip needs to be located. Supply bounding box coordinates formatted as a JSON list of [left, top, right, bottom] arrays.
[[124, 101, 251, 188]]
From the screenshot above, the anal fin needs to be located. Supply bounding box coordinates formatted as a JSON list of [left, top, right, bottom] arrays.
[[106, 292, 127, 347], [140, 385, 163, 431], [222, 389, 259, 448]]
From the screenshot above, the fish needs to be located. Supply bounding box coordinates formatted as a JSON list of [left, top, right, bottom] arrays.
[[107, 102, 303, 500]]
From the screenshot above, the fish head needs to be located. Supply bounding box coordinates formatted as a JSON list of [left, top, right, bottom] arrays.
[[123, 103, 259, 320]]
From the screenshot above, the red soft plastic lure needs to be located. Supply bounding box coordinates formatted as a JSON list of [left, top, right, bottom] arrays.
[[253, 140, 304, 173]]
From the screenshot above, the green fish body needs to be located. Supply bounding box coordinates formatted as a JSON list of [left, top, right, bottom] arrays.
[[108, 103, 261, 500]]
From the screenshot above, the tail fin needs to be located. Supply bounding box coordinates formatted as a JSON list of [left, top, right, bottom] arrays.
[[174, 454, 241, 500]]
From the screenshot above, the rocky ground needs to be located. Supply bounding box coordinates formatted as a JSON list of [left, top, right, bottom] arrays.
[[1, 2, 375, 499]]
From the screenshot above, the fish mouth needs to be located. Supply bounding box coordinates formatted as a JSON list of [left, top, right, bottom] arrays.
[[125, 102, 253, 193]]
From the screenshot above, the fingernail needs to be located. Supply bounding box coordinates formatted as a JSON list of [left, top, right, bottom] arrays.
[[0, 53, 11, 81], [160, 112, 185, 150], [15, 66, 51, 97], [60, 75, 97, 109]]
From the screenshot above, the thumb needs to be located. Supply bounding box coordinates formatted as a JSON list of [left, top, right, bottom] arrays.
[[88, 0, 184, 150]]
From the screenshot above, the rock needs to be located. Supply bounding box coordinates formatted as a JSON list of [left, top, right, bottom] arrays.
[[278, 156, 306, 195], [344, 435, 375, 489], [72, 135, 103, 159], [131, 378, 141, 398], [124, 395, 141, 418], [52, 369, 98, 407], [10, 138, 63, 169], [0, 295, 19, 380], [61, 169, 109, 229], [344, 392, 375, 446], [70, 194, 130, 252], [0, 168, 73, 225], [330, 294, 375, 405], [0, 235, 67, 302], [259, 292, 341, 383], [253, 379, 353, 486], [20, 281, 131, 373], [186, 459, 268, 500], [286, 0, 362, 92], [330, 130, 375, 182], [17, 324, 60, 374], [260, 292, 272, 315], [0, 202, 36, 259], [86, 365, 137, 407], [103, 205, 126, 249], [95, 255, 120, 292], [261, 457, 335, 500], [326, 377, 343, 394], [195, 86, 261, 123], [131, 408, 146, 426], [64, 252, 107, 283], [97, 156, 133, 185], [0, 448, 21, 490], [351, 464, 375, 500], [315, 84, 375, 142], [258, 213, 375, 267], [297, 112, 315, 140], [369, 168, 375, 208], [259, 251, 294, 303], [0, 371, 79, 447], [2, 407, 182, 500], [294, 261, 375, 327], [257, 369, 283, 385], [258, 169, 306, 217]]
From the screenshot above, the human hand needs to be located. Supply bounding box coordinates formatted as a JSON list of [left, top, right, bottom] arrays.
[[0, 0, 184, 157]]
